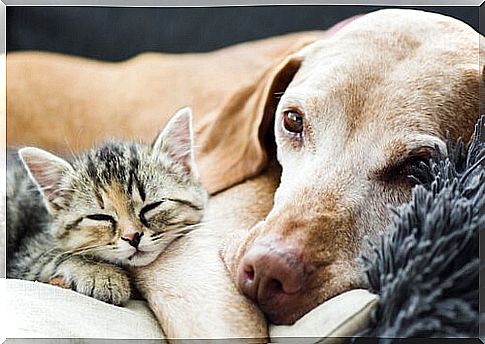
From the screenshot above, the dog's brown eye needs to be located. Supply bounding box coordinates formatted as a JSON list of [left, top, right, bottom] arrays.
[[283, 111, 304, 134]]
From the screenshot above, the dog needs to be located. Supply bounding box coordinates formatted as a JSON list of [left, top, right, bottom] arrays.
[[221, 9, 484, 326], [6, 8, 483, 339]]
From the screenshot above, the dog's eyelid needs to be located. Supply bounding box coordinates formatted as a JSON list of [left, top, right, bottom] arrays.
[[406, 135, 447, 156], [386, 141, 438, 166], [281, 105, 305, 116], [278, 94, 306, 112], [405, 146, 436, 160], [375, 146, 436, 183], [392, 148, 434, 168]]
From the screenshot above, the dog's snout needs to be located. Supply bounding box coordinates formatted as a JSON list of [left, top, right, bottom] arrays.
[[237, 240, 310, 322]]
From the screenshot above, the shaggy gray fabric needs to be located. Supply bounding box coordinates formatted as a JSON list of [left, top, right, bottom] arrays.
[[354, 117, 484, 342]]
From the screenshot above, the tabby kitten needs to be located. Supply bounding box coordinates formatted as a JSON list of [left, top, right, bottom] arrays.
[[7, 108, 207, 305]]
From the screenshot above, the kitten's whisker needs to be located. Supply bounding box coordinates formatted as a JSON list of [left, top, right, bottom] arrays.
[[179, 223, 203, 230], [150, 222, 201, 235], [150, 217, 251, 243], [150, 232, 181, 241], [65, 244, 112, 256], [53, 247, 104, 263], [55, 187, 78, 192], [195, 217, 227, 227], [149, 221, 217, 241], [150, 227, 199, 242], [150, 236, 183, 245], [34, 247, 62, 262]]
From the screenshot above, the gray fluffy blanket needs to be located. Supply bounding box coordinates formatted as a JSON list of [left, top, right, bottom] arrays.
[[354, 117, 484, 342]]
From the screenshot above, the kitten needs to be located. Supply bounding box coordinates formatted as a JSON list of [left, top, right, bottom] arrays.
[[6, 107, 208, 305]]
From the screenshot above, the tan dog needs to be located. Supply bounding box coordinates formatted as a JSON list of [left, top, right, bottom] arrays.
[[222, 9, 484, 325], [6, 8, 483, 339]]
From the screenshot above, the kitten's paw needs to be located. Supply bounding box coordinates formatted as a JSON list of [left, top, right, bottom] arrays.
[[59, 264, 131, 306], [49, 276, 71, 289]]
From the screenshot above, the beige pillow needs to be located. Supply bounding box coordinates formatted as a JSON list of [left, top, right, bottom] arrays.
[[2, 279, 377, 342], [270, 289, 379, 343], [2, 278, 164, 339]]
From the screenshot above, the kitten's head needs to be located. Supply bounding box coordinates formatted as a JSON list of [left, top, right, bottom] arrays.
[[19, 107, 207, 267]]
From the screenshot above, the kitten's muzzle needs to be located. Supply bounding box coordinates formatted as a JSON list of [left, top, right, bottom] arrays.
[[121, 231, 143, 248]]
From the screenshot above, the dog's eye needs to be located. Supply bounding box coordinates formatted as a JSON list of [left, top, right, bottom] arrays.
[[283, 110, 304, 134], [397, 156, 431, 184], [382, 155, 431, 185]]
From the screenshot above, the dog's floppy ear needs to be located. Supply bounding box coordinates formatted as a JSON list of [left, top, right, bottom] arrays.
[[257, 54, 304, 163], [196, 42, 309, 194]]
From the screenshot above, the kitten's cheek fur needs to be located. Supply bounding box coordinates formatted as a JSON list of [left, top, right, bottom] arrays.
[[126, 240, 176, 266], [124, 251, 159, 267]]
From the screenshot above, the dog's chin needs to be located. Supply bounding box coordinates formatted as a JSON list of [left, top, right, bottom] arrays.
[[260, 281, 357, 325], [263, 304, 313, 326], [259, 291, 323, 325]]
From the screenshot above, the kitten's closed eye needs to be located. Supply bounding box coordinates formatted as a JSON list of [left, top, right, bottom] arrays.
[[139, 198, 202, 228], [139, 201, 164, 227], [84, 214, 117, 231], [86, 214, 116, 222]]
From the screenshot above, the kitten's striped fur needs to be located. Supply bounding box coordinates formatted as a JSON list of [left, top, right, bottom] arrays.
[[7, 108, 207, 305]]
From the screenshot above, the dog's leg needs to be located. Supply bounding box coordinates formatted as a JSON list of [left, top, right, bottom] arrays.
[[132, 165, 280, 340]]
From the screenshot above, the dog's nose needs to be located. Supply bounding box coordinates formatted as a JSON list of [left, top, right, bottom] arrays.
[[237, 241, 308, 310]]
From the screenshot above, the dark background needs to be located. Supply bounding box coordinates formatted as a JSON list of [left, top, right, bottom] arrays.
[[6, 6, 481, 61]]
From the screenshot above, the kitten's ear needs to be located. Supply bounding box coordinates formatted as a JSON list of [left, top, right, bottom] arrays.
[[152, 107, 198, 178], [19, 147, 74, 212]]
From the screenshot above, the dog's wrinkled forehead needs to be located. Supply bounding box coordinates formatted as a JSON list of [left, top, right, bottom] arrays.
[[280, 9, 481, 144]]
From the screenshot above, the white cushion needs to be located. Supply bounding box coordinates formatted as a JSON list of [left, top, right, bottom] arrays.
[[2, 278, 164, 339], [270, 289, 379, 343], [1, 279, 378, 342]]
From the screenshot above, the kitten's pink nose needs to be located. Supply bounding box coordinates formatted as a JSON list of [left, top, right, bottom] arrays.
[[121, 231, 143, 248]]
